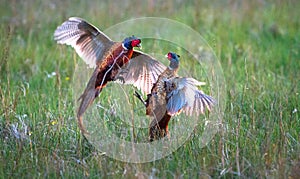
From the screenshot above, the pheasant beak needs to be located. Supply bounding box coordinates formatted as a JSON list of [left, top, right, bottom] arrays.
[[136, 43, 142, 49]]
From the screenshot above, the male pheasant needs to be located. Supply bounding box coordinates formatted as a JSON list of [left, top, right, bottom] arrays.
[[54, 17, 165, 133], [135, 52, 215, 141]]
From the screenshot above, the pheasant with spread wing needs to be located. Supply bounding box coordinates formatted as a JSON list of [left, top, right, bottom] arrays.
[[135, 52, 215, 141], [54, 17, 165, 133]]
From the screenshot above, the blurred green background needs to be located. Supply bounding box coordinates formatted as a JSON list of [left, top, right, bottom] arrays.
[[0, 0, 299, 178]]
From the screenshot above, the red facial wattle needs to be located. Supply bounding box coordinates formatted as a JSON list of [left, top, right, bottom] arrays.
[[131, 39, 141, 47], [167, 52, 172, 60]]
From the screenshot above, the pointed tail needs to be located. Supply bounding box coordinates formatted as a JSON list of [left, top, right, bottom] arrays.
[[149, 113, 171, 142], [77, 68, 102, 134]]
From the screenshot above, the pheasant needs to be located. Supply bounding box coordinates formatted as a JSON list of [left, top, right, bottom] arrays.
[[54, 17, 165, 133], [135, 52, 215, 141]]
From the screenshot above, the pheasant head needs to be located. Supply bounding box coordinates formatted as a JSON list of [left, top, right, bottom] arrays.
[[166, 52, 180, 70], [122, 35, 141, 50]]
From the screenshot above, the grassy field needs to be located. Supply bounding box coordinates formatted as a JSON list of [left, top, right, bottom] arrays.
[[1, 0, 299, 178]]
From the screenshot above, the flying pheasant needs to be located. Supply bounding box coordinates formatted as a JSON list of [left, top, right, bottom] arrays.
[[54, 17, 165, 133], [135, 52, 215, 141]]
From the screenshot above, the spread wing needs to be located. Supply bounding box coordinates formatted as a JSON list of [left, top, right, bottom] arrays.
[[54, 17, 115, 68], [114, 51, 166, 94], [166, 77, 215, 116]]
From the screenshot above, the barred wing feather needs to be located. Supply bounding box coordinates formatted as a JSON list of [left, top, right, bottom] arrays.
[[54, 17, 114, 68], [115, 51, 166, 94], [166, 77, 215, 116]]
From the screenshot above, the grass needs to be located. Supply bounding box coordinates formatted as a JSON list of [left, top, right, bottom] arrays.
[[1, 0, 300, 178]]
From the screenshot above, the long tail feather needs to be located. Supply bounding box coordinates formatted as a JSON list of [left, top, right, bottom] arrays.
[[149, 113, 171, 142], [77, 68, 101, 134]]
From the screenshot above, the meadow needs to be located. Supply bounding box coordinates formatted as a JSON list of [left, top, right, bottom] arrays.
[[0, 0, 299, 178]]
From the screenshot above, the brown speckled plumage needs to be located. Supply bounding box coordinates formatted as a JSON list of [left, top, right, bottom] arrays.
[[135, 52, 215, 141]]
